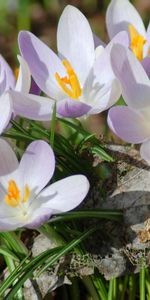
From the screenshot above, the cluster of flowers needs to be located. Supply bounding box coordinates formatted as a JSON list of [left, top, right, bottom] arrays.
[[0, 0, 149, 231]]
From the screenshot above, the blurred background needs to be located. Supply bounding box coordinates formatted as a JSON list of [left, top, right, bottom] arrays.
[[1, 0, 150, 136], [1, 0, 150, 67]]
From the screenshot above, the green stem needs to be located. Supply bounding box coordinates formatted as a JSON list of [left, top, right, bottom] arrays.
[[108, 279, 114, 300], [38, 224, 65, 246], [0, 232, 28, 256], [83, 277, 101, 300], [140, 264, 146, 300], [4, 256, 24, 300], [129, 274, 136, 300]]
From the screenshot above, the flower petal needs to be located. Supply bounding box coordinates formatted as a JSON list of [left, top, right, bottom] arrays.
[[106, 0, 146, 39], [108, 106, 150, 143], [18, 140, 55, 193], [9, 90, 54, 121], [141, 57, 150, 79], [30, 78, 41, 95], [140, 139, 150, 164], [146, 21, 150, 46], [15, 55, 31, 93], [111, 44, 150, 109], [33, 175, 89, 215], [18, 31, 66, 100], [0, 93, 12, 134], [57, 98, 91, 118], [87, 79, 121, 114], [0, 72, 7, 96], [93, 31, 129, 85], [57, 5, 95, 84], [0, 138, 18, 176], [0, 55, 15, 91]]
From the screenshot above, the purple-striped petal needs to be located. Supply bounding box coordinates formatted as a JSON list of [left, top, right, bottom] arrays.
[[18, 31, 66, 100], [9, 90, 54, 121], [57, 98, 91, 118], [18, 140, 55, 193], [0, 55, 15, 91], [15, 55, 31, 93], [108, 106, 150, 143], [30, 78, 41, 95], [0, 138, 18, 176], [141, 57, 150, 79], [111, 44, 150, 109]]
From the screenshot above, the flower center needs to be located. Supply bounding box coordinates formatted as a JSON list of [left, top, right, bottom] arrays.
[[128, 24, 146, 61], [55, 60, 82, 99], [5, 180, 30, 208]]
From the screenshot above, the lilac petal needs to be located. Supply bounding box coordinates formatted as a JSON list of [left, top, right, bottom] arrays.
[[0, 72, 7, 96], [0, 220, 23, 232], [0, 138, 18, 176], [87, 79, 121, 115], [140, 139, 150, 164], [9, 90, 54, 121], [106, 0, 146, 39], [0, 55, 15, 91], [15, 55, 31, 93], [146, 21, 150, 46], [93, 33, 106, 48], [108, 106, 150, 143], [141, 57, 150, 79], [30, 78, 41, 95], [19, 140, 55, 193], [35, 175, 90, 215], [25, 209, 52, 229], [57, 5, 95, 85], [94, 31, 129, 85], [111, 44, 150, 109], [57, 98, 91, 118], [18, 31, 66, 100], [0, 93, 12, 134]]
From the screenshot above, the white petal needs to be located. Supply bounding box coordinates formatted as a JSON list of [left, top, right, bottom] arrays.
[[15, 55, 31, 93], [18, 140, 55, 193], [10, 90, 54, 121], [111, 44, 150, 109], [57, 5, 95, 84], [0, 93, 12, 134], [0, 138, 18, 176], [140, 140, 150, 164], [33, 175, 90, 214], [106, 0, 146, 39]]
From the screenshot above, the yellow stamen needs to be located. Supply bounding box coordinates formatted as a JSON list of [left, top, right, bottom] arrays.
[[5, 180, 30, 207], [22, 185, 30, 203], [55, 60, 82, 99], [5, 180, 20, 207], [14, 68, 19, 81], [129, 24, 146, 61]]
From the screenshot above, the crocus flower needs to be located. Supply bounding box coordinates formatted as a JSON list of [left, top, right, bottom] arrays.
[[106, 0, 150, 61], [0, 54, 54, 134], [107, 44, 150, 163], [0, 139, 89, 231], [18, 5, 129, 118]]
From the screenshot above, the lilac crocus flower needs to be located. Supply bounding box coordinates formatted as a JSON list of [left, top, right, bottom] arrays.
[[106, 0, 150, 61], [107, 44, 150, 163], [0, 54, 54, 134], [18, 5, 129, 118], [0, 139, 89, 231]]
